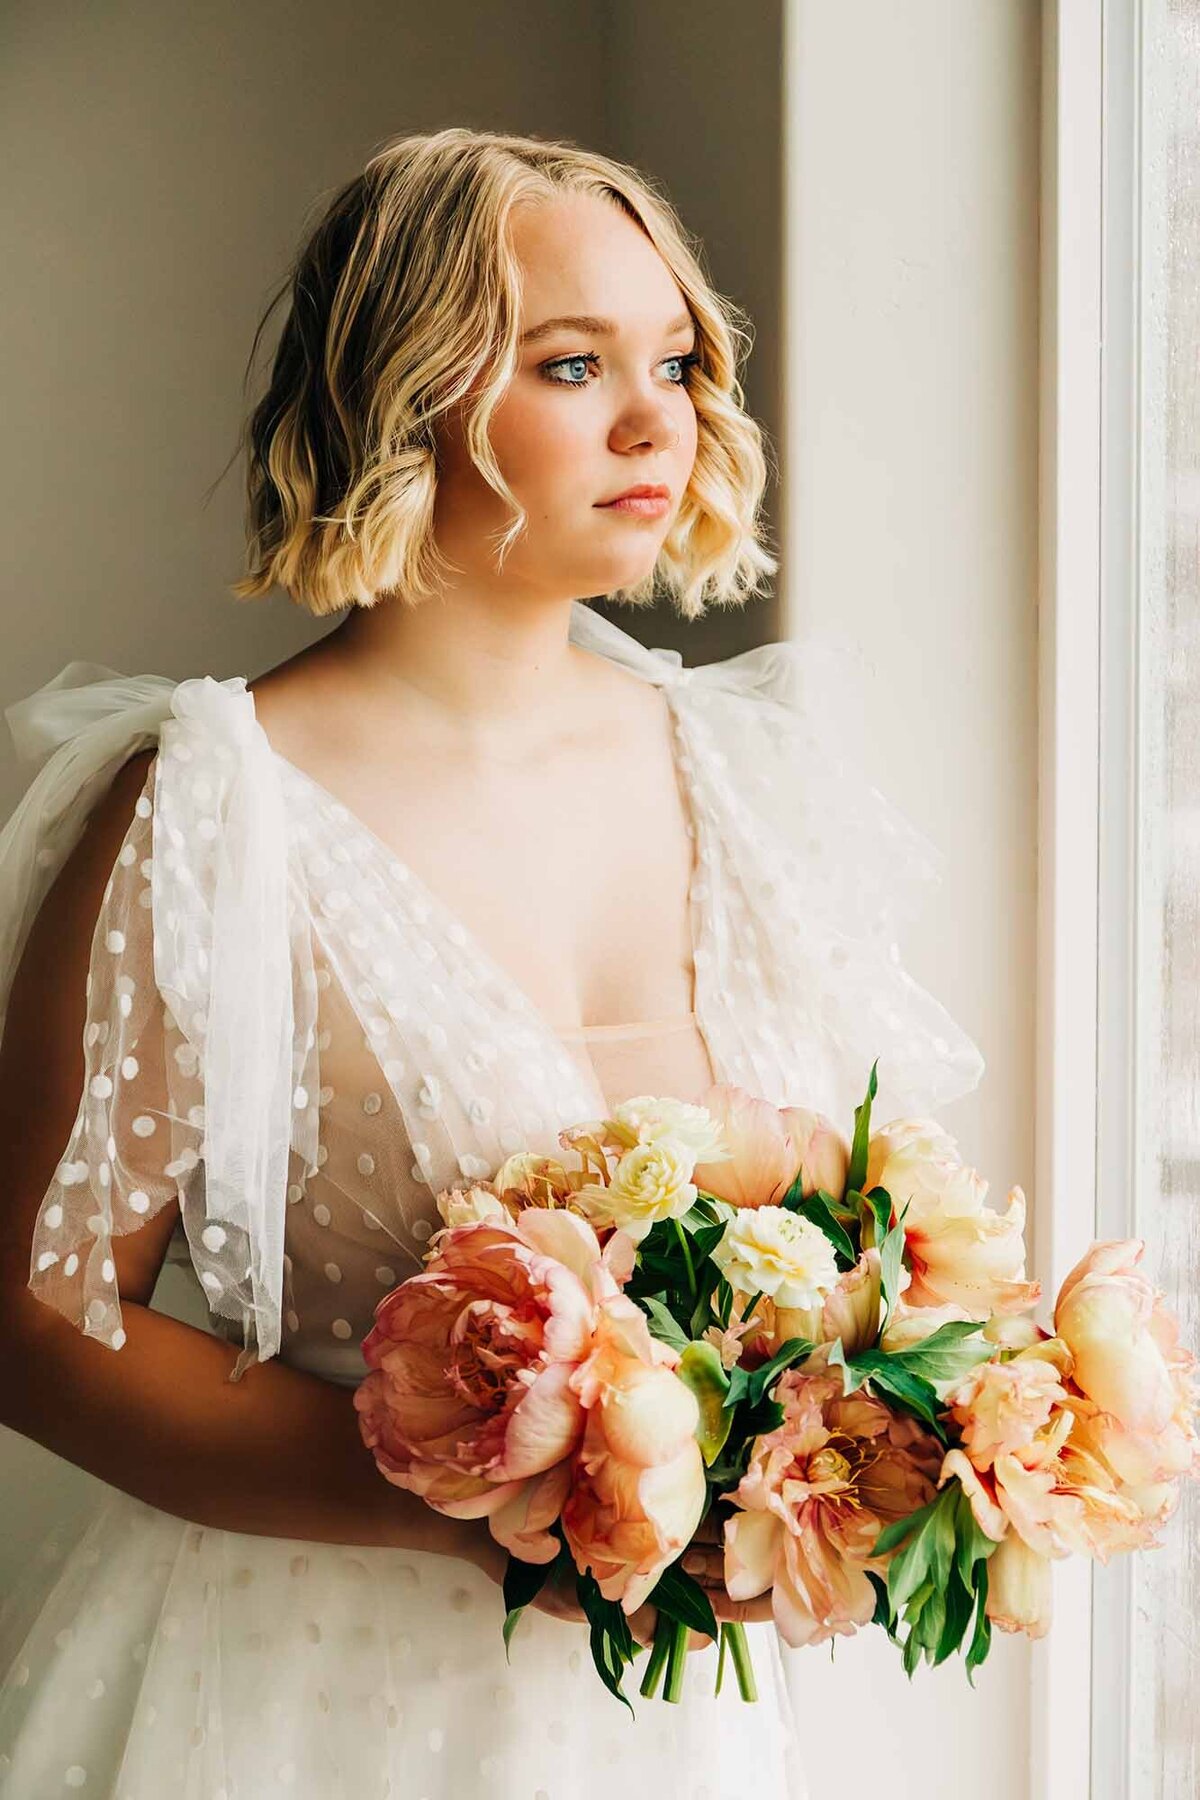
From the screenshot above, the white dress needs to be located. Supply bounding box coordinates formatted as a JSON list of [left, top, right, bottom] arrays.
[[0, 601, 984, 1799]]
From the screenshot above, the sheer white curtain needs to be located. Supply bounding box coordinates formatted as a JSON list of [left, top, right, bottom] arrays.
[[1128, 2, 1200, 1791]]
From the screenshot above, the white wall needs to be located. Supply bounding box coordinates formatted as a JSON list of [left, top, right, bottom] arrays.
[[781, 4, 1041, 1796]]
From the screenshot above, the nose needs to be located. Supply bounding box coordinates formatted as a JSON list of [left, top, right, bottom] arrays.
[[607, 393, 681, 456]]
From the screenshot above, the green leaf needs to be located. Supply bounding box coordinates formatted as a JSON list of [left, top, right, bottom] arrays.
[[935, 1569, 975, 1664], [575, 1568, 641, 1712], [826, 1348, 948, 1438], [500, 1552, 556, 1658], [865, 1569, 900, 1642], [927, 1486, 958, 1596], [847, 1060, 879, 1195], [869, 1492, 940, 1559], [825, 1337, 867, 1395], [965, 1561, 993, 1683], [638, 1295, 691, 1355], [890, 1319, 992, 1384], [789, 1190, 858, 1266], [918, 1583, 947, 1659], [676, 1341, 735, 1465], [647, 1560, 719, 1640], [873, 1481, 1004, 1677], [722, 1365, 750, 1412], [887, 1517, 937, 1614], [689, 1288, 715, 1340], [690, 1222, 729, 1262], [877, 1208, 908, 1330], [681, 1195, 729, 1229], [743, 1336, 817, 1408], [870, 1363, 947, 1436], [862, 1186, 893, 1252]]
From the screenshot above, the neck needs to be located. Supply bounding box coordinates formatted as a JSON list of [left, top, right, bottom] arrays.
[[322, 590, 599, 730]]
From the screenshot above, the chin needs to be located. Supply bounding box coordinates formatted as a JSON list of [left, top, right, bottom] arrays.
[[571, 550, 663, 596]]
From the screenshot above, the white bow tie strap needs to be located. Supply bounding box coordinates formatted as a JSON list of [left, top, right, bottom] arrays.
[[3, 663, 318, 1384]]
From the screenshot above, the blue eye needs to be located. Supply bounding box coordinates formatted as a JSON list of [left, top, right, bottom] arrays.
[[540, 351, 701, 388]]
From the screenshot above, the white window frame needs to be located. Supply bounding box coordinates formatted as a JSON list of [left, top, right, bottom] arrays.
[[1034, 3, 1141, 1797]]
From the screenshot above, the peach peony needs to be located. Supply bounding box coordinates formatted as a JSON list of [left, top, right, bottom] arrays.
[[984, 1530, 1053, 1638], [722, 1348, 943, 1647], [878, 1295, 980, 1354], [354, 1209, 626, 1562], [778, 1104, 852, 1202], [703, 1251, 883, 1371], [560, 1296, 707, 1612], [938, 1337, 1163, 1638], [773, 1247, 883, 1360], [692, 1085, 849, 1211], [1054, 1239, 1200, 1495], [865, 1118, 1040, 1319]]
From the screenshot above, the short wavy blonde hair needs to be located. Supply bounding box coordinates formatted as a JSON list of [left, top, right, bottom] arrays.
[[230, 126, 777, 620]]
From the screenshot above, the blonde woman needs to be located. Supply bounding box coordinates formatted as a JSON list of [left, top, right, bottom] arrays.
[[0, 128, 982, 1796]]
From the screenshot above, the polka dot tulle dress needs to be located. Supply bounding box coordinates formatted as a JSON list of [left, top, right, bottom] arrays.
[[0, 602, 983, 1799]]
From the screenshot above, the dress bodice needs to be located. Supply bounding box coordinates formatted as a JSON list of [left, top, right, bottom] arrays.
[[7, 601, 986, 1387]]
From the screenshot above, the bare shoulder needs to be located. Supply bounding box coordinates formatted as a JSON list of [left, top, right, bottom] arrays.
[[244, 638, 351, 769]]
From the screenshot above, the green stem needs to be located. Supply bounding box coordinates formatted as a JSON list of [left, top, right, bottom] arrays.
[[672, 1217, 697, 1304], [663, 1617, 691, 1704], [714, 1619, 729, 1696], [639, 1613, 672, 1700], [725, 1621, 758, 1702]]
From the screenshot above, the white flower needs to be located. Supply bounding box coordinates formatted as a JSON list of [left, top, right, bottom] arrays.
[[435, 1185, 508, 1229], [711, 1206, 841, 1309], [575, 1140, 697, 1244], [608, 1095, 730, 1165]]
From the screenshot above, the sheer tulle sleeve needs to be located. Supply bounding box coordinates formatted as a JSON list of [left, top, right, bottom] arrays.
[[666, 631, 986, 1122], [564, 602, 985, 1122], [25, 753, 209, 1352], [3, 664, 319, 1383]]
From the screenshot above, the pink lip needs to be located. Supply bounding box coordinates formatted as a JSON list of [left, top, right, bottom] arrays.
[[597, 485, 672, 518]]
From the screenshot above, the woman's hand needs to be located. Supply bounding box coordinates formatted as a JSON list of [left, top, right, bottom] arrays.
[[448, 1516, 660, 1639], [678, 1509, 776, 1629]]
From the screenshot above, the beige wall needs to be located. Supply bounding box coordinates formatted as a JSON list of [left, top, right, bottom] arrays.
[[2, 5, 1039, 1793], [0, 0, 613, 1576], [781, 4, 1042, 1796]]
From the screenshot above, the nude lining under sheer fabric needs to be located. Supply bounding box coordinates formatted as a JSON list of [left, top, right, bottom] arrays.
[[549, 1009, 718, 1116]]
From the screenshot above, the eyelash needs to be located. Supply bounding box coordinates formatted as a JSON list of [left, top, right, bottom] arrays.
[[540, 351, 701, 389]]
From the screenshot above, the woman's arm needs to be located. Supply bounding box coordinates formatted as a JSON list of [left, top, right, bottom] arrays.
[[0, 748, 472, 1562], [1, 1275, 474, 1556]]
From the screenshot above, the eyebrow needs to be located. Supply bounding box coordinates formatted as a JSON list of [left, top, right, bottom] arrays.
[[519, 310, 695, 346]]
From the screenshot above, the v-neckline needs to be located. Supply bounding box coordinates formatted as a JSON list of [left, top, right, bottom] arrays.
[[260, 660, 711, 1098]]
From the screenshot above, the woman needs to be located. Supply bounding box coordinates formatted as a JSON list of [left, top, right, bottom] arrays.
[[0, 128, 983, 1797]]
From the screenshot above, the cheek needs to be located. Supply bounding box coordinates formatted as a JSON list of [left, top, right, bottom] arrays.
[[488, 388, 595, 491]]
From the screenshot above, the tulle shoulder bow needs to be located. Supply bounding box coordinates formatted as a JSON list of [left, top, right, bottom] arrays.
[[567, 602, 985, 1120], [3, 662, 317, 1381]]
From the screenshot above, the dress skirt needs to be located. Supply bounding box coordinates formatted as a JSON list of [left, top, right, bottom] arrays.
[[0, 1482, 810, 1799]]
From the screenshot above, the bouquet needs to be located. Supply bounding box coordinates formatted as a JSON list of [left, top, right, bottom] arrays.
[[353, 1061, 1200, 1710]]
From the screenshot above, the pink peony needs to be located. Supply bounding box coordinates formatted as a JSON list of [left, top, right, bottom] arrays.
[[692, 1085, 849, 1211], [354, 1209, 627, 1562], [560, 1296, 707, 1613], [722, 1348, 943, 1647]]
